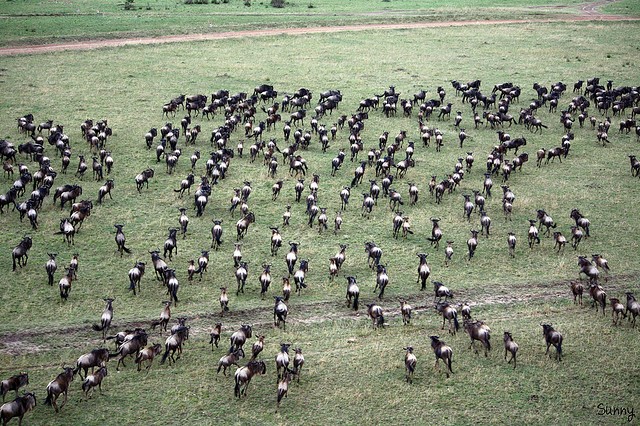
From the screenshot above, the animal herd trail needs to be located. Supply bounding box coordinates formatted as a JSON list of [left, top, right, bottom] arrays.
[[0, 274, 633, 361], [0, 0, 636, 56]]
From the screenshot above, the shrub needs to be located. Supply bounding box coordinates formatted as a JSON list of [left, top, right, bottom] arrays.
[[271, 0, 285, 7]]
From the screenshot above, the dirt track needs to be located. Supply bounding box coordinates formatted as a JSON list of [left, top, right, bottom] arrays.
[[0, 0, 636, 56], [0, 273, 632, 362]]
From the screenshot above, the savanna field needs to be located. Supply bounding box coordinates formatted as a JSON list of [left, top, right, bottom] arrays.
[[0, 1, 640, 424]]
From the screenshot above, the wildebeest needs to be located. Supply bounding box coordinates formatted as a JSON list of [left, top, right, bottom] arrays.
[[110, 329, 148, 370], [403, 346, 417, 384], [274, 296, 288, 330], [74, 348, 110, 380], [0, 374, 28, 402], [160, 326, 189, 365], [503, 332, 519, 369], [541, 323, 563, 361], [229, 324, 253, 353], [81, 366, 108, 398], [234, 360, 266, 398], [11, 236, 32, 272], [0, 392, 36, 425], [464, 319, 491, 357], [44, 367, 75, 413], [135, 168, 154, 192], [429, 336, 453, 378]]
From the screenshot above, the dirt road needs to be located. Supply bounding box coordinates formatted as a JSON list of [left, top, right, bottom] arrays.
[[0, 1, 636, 56]]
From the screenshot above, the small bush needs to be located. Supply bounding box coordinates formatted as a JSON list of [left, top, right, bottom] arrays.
[[271, 0, 285, 7], [123, 0, 136, 10], [244, 0, 251, 5]]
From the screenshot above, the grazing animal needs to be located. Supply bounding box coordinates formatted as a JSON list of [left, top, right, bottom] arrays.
[[275, 343, 291, 383], [541, 323, 563, 361], [460, 302, 471, 320], [610, 298, 627, 326], [345, 276, 360, 310], [91, 298, 115, 342], [578, 256, 599, 284], [275, 369, 293, 413], [211, 220, 223, 250], [236, 212, 255, 241], [0, 392, 36, 426], [81, 366, 108, 398], [229, 324, 252, 353], [250, 335, 265, 361], [270, 228, 282, 256], [218, 349, 245, 376], [464, 319, 491, 357], [97, 179, 114, 204], [274, 296, 288, 330], [426, 218, 443, 249], [293, 259, 309, 295], [444, 240, 454, 266], [467, 230, 479, 260], [218, 287, 230, 316], [592, 254, 610, 277], [135, 344, 163, 372], [366, 303, 385, 329], [416, 253, 431, 290], [178, 208, 190, 239], [234, 360, 266, 398], [400, 300, 412, 325], [503, 332, 519, 369], [128, 261, 145, 295], [527, 219, 540, 248], [209, 323, 223, 351], [403, 346, 417, 384], [625, 293, 640, 327], [113, 224, 131, 256], [45, 253, 57, 286], [435, 302, 459, 335], [58, 267, 76, 301], [135, 168, 154, 192], [258, 264, 272, 299], [55, 218, 75, 246], [160, 326, 189, 365], [150, 301, 172, 332], [11, 236, 32, 272], [553, 231, 567, 252], [0, 374, 29, 403], [194, 250, 209, 281], [507, 232, 517, 258], [433, 281, 453, 302], [536, 209, 556, 236], [235, 262, 248, 296], [429, 336, 453, 378], [282, 276, 292, 302], [374, 264, 389, 299], [569, 281, 584, 306], [110, 329, 148, 370], [589, 284, 607, 316], [163, 228, 178, 260], [44, 367, 75, 413], [364, 241, 383, 269], [292, 348, 304, 383]]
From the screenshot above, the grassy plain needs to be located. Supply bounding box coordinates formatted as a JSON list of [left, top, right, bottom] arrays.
[[0, 17, 639, 426], [0, 0, 632, 47]]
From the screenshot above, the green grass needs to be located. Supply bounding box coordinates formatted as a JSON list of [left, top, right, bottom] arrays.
[[0, 0, 629, 47], [0, 20, 639, 425]]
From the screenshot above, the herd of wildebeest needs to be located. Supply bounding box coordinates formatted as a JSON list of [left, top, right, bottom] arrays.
[[2, 75, 640, 424]]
